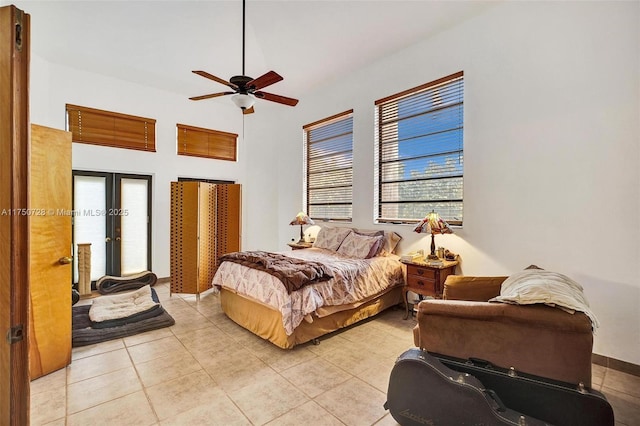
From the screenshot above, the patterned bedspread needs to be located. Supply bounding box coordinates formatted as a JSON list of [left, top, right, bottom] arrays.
[[212, 247, 404, 335], [219, 251, 333, 293]]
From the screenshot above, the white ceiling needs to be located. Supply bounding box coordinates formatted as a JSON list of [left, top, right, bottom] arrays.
[[8, 0, 498, 102]]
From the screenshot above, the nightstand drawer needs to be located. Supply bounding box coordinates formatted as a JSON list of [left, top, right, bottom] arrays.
[[400, 258, 459, 319], [407, 266, 436, 280], [406, 275, 437, 296]]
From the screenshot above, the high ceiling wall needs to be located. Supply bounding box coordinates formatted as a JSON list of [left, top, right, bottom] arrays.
[[253, 1, 640, 364]]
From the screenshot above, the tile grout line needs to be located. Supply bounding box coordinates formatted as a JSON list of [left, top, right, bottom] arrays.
[[125, 340, 162, 425], [65, 365, 69, 426], [167, 296, 259, 425], [177, 318, 255, 425], [153, 296, 209, 422]]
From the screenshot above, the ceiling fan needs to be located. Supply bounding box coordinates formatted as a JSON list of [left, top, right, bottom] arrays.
[[189, 0, 299, 114]]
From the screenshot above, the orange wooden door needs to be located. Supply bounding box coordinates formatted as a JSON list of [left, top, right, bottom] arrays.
[[0, 5, 31, 424], [28, 124, 73, 379]]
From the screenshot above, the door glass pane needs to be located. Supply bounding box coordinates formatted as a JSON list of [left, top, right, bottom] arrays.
[[73, 175, 106, 281], [120, 178, 148, 275]]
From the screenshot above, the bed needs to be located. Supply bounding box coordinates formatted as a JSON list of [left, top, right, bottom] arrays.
[[212, 227, 404, 349]]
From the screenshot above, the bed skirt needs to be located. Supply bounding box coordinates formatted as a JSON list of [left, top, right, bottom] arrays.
[[219, 285, 403, 349]]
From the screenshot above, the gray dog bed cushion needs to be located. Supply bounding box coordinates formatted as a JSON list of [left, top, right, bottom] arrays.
[[96, 271, 158, 295], [72, 287, 175, 347], [90, 285, 159, 327]]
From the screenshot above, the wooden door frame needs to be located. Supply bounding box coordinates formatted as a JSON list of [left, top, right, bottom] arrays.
[[0, 5, 31, 425]]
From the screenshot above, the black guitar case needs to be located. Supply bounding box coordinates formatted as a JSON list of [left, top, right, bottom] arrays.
[[385, 348, 614, 426]]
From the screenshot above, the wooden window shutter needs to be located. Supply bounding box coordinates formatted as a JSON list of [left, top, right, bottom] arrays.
[[176, 124, 237, 161], [65, 104, 156, 152]]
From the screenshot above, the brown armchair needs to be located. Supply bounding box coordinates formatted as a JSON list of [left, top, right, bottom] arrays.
[[413, 275, 594, 387]]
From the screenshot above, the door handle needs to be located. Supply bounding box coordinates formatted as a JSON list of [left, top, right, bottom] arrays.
[[105, 237, 111, 242], [115, 237, 121, 241], [58, 256, 73, 265]]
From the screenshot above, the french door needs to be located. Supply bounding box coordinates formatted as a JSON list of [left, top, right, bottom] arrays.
[[72, 171, 152, 285]]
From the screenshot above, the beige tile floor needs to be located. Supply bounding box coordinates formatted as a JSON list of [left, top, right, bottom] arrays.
[[31, 282, 640, 425]]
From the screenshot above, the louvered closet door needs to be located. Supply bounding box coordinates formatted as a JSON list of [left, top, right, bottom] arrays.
[[170, 182, 241, 295], [215, 184, 241, 265], [198, 183, 217, 293], [170, 181, 200, 294]]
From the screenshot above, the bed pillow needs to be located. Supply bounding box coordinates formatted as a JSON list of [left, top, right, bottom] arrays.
[[366, 235, 385, 258], [382, 231, 402, 255], [337, 232, 384, 259], [353, 229, 384, 256], [313, 227, 352, 251], [354, 228, 402, 256], [354, 229, 384, 238]]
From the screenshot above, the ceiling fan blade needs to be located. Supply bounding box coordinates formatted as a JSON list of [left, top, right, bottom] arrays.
[[243, 106, 255, 115], [254, 91, 299, 107], [192, 70, 237, 90], [189, 92, 234, 101], [247, 71, 283, 91]]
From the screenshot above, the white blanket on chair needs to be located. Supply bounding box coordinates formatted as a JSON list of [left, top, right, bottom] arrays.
[[89, 285, 158, 323], [489, 269, 599, 330]]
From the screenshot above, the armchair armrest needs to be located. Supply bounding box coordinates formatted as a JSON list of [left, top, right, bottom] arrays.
[[442, 275, 508, 301]]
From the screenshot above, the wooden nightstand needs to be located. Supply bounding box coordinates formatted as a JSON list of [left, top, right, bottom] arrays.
[[287, 241, 313, 250], [401, 258, 459, 319]]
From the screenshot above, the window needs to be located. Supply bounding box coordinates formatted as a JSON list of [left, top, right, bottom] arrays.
[[66, 104, 156, 152], [303, 110, 353, 222], [375, 71, 464, 226], [176, 124, 237, 161], [72, 171, 152, 282]]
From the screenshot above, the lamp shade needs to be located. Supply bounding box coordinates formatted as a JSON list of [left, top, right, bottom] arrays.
[[289, 211, 314, 226], [414, 210, 453, 235], [414, 210, 452, 260], [290, 211, 314, 244]]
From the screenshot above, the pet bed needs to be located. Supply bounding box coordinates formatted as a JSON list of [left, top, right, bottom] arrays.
[[96, 270, 158, 294], [89, 285, 160, 329], [72, 287, 174, 347]]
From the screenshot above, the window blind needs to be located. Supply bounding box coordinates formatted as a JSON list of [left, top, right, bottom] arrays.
[[66, 104, 156, 152], [375, 71, 464, 225], [176, 124, 237, 161], [303, 109, 353, 222]]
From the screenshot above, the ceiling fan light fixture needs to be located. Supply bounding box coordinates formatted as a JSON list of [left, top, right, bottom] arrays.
[[189, 0, 298, 113], [231, 93, 255, 110]]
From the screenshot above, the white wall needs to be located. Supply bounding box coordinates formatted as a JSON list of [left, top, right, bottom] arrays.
[[30, 56, 247, 279], [252, 2, 640, 364]]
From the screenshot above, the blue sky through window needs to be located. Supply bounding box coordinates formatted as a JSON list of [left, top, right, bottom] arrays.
[[396, 86, 463, 179], [377, 74, 463, 223]]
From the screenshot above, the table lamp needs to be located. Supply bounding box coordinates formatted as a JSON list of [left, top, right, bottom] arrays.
[[289, 211, 314, 244], [414, 210, 453, 260]]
